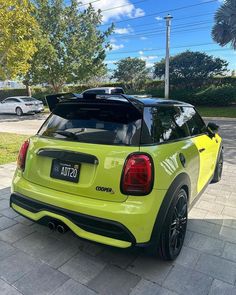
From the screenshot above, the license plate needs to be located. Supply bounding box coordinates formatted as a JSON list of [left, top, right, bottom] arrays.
[[50, 159, 80, 183]]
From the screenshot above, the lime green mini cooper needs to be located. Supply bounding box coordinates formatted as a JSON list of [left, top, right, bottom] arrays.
[[10, 93, 223, 260]]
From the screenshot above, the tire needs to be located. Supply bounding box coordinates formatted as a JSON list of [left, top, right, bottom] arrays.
[[16, 107, 23, 116], [211, 149, 223, 183], [158, 188, 188, 260]]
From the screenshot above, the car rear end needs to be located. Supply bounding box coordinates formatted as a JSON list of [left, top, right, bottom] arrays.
[[20, 97, 44, 114], [10, 96, 165, 248]]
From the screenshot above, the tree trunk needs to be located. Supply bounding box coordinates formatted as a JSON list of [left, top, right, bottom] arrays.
[[26, 84, 32, 97]]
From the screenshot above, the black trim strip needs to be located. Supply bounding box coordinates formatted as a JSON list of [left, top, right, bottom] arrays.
[[37, 149, 99, 165], [10, 193, 135, 244]]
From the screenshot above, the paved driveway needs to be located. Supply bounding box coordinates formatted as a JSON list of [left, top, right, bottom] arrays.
[[0, 119, 235, 294], [0, 113, 47, 135]]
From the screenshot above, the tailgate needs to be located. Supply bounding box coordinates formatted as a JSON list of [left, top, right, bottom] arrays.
[[23, 136, 139, 202]]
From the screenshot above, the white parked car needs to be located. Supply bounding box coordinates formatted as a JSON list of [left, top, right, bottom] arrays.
[[0, 96, 44, 116], [82, 87, 125, 95]]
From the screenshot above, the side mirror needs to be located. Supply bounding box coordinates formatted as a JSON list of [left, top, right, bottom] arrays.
[[207, 122, 219, 136]]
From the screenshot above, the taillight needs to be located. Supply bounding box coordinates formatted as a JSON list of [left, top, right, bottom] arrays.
[[17, 140, 30, 170], [121, 154, 154, 195]]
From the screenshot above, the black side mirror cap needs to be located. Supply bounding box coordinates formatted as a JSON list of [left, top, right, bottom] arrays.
[[207, 122, 219, 134]]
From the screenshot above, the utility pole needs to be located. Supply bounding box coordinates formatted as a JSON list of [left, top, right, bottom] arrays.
[[164, 14, 173, 99]]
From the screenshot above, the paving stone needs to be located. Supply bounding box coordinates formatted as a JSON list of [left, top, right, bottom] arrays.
[[98, 247, 137, 269], [0, 223, 35, 243], [196, 200, 224, 214], [0, 216, 17, 230], [78, 239, 105, 256], [52, 279, 97, 295], [88, 265, 140, 295], [188, 207, 208, 219], [0, 208, 18, 218], [174, 246, 200, 268], [218, 225, 236, 243], [208, 279, 236, 295], [163, 264, 213, 295], [127, 255, 173, 285], [223, 206, 236, 218], [0, 278, 21, 295], [0, 199, 11, 210], [187, 220, 221, 238], [129, 279, 178, 295], [59, 251, 106, 284], [222, 241, 236, 263], [14, 232, 79, 268], [0, 240, 17, 259], [13, 264, 69, 295], [14, 215, 33, 226], [183, 230, 194, 246], [0, 251, 40, 283], [195, 253, 236, 284], [188, 232, 225, 256]]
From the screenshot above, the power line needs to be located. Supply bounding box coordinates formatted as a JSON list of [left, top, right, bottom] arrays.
[[105, 48, 234, 62], [100, 0, 218, 26], [113, 20, 213, 37], [107, 42, 216, 55], [113, 24, 212, 40], [113, 12, 214, 30], [101, 0, 147, 12]]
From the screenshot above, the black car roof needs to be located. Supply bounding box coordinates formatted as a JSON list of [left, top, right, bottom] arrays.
[[46, 92, 193, 112]]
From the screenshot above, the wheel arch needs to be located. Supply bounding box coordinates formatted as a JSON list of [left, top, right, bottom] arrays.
[[149, 172, 191, 247]]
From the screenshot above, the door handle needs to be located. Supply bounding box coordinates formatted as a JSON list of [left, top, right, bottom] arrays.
[[199, 148, 205, 153]]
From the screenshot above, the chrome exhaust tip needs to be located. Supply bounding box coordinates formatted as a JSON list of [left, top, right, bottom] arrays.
[[48, 221, 56, 231], [57, 224, 65, 234]]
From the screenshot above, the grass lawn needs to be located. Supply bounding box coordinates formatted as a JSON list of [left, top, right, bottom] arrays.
[[197, 106, 236, 118], [0, 133, 28, 165]]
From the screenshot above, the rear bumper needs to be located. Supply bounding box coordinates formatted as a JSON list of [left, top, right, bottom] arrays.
[[10, 193, 135, 248], [11, 174, 167, 248]]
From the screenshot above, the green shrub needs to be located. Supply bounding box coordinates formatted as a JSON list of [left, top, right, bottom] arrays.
[[193, 85, 236, 106], [0, 89, 27, 101]]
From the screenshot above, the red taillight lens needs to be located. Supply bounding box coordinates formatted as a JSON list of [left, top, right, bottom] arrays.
[[17, 140, 30, 170], [121, 154, 153, 195]]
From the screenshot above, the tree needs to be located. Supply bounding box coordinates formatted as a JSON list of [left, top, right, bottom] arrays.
[[0, 0, 38, 79], [212, 0, 236, 49], [25, 0, 113, 92], [154, 51, 228, 88], [112, 57, 149, 89]]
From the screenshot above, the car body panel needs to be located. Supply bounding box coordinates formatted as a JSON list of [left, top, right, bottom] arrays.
[[22, 136, 140, 203], [0, 96, 44, 114], [10, 96, 222, 249]]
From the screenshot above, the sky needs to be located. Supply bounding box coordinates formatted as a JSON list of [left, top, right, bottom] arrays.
[[79, 0, 235, 72]]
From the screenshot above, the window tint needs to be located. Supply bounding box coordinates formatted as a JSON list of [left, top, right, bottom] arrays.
[[141, 106, 189, 144], [38, 103, 142, 146], [179, 107, 206, 136], [111, 88, 124, 94], [84, 90, 106, 95], [4, 98, 18, 103]]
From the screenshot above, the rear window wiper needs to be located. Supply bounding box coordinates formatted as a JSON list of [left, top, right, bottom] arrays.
[[53, 130, 78, 140]]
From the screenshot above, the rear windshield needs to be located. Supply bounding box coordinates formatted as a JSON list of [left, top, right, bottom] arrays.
[[21, 97, 36, 102], [38, 103, 142, 145], [111, 88, 124, 94]]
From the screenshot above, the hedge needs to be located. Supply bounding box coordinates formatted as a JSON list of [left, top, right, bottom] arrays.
[[0, 78, 236, 106]]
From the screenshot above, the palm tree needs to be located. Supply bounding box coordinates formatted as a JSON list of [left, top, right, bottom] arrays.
[[212, 0, 236, 49]]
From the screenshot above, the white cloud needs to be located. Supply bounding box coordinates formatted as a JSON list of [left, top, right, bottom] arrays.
[[111, 43, 124, 50], [140, 36, 148, 40], [114, 27, 133, 35], [139, 52, 158, 67], [78, 0, 145, 23], [155, 16, 163, 21]]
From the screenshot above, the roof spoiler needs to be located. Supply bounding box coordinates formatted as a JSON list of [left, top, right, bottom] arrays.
[[45, 92, 143, 112], [45, 92, 80, 112]]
